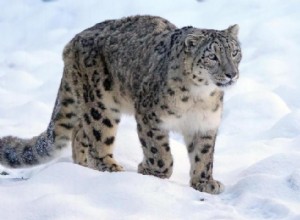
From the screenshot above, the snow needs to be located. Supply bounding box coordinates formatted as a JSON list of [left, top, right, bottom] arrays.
[[1, 0, 300, 219]]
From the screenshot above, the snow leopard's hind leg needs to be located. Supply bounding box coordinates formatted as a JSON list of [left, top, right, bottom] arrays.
[[72, 120, 88, 167], [72, 40, 123, 172]]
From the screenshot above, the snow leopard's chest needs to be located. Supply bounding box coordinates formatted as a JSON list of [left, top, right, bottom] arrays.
[[160, 88, 223, 135]]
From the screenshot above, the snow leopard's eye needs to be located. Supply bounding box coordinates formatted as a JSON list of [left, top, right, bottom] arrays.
[[208, 54, 218, 61], [232, 49, 239, 57]]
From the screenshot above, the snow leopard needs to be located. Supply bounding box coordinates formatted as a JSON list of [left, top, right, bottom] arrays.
[[0, 15, 242, 194]]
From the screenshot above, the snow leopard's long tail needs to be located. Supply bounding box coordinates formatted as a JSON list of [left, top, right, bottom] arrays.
[[0, 87, 78, 169], [0, 44, 79, 169]]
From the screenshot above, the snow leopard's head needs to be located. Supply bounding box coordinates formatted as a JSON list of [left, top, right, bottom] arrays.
[[184, 25, 242, 88]]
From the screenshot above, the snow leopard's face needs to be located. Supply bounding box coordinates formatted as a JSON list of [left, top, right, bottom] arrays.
[[185, 25, 242, 88]]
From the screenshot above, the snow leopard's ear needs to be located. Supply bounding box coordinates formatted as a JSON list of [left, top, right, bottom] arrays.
[[185, 33, 205, 52], [226, 24, 239, 39]]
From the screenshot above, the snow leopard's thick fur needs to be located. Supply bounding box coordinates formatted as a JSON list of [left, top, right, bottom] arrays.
[[0, 15, 242, 194]]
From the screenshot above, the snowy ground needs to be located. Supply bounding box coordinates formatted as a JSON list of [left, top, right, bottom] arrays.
[[1, 0, 300, 219]]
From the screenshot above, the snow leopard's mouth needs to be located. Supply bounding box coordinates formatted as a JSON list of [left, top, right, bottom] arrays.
[[215, 80, 236, 88]]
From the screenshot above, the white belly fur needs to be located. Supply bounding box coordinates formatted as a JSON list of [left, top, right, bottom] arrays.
[[160, 107, 222, 135]]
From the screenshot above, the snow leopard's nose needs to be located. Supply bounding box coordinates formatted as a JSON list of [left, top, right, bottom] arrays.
[[225, 72, 238, 80]]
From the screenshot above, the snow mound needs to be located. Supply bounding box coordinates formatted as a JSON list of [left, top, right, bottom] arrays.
[[225, 154, 300, 219], [221, 91, 290, 136], [264, 110, 300, 138], [0, 163, 243, 220]]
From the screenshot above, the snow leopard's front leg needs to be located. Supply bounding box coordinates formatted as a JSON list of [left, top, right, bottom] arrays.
[[135, 113, 173, 179], [185, 130, 224, 194]]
